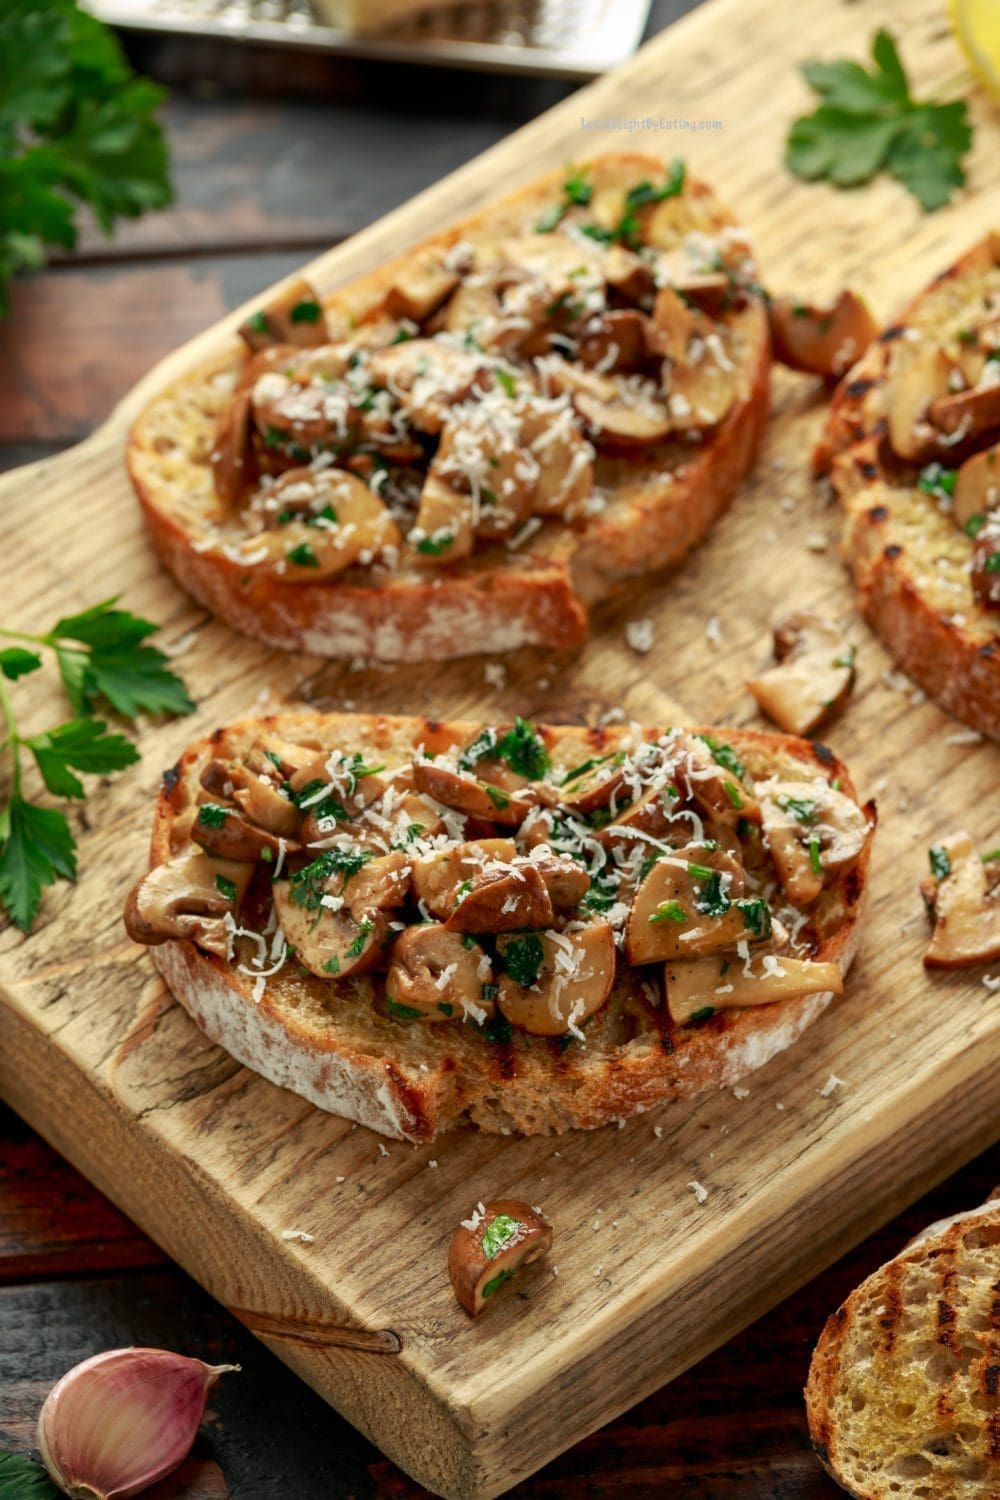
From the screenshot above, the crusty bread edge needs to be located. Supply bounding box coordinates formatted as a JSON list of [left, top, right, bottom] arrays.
[[126, 152, 770, 662], [141, 712, 873, 1142]]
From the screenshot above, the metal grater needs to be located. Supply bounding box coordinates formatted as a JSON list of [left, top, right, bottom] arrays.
[[84, 0, 653, 77]]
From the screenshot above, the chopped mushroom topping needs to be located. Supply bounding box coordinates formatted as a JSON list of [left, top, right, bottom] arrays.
[[237, 469, 401, 579], [664, 953, 843, 1025], [124, 852, 253, 957], [625, 846, 762, 964], [746, 612, 856, 736], [449, 1199, 552, 1317], [759, 780, 869, 906], [385, 925, 493, 1022], [272, 849, 406, 978], [496, 923, 616, 1035], [412, 762, 535, 827], [887, 345, 958, 461], [541, 358, 673, 446], [411, 838, 517, 919], [211, 391, 255, 506], [445, 861, 554, 934], [922, 833, 1000, 968], [768, 291, 877, 380], [383, 257, 460, 323], [952, 441, 1000, 534], [238, 277, 328, 352]]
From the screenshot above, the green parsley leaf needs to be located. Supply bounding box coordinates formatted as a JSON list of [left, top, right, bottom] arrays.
[[481, 1212, 520, 1259], [493, 718, 551, 780], [502, 933, 544, 988], [386, 997, 424, 1020], [197, 802, 230, 829], [47, 597, 193, 718], [415, 530, 454, 556], [322, 955, 341, 974], [292, 779, 348, 823], [563, 166, 593, 205], [809, 837, 822, 876], [346, 918, 374, 958], [481, 1268, 515, 1299], [0, 1451, 61, 1498], [0, 793, 76, 931], [688, 1006, 716, 1024], [476, 1011, 513, 1044], [286, 541, 320, 568], [966, 513, 986, 537], [982, 849, 1000, 863], [0, 647, 41, 681], [694, 870, 730, 917], [735, 896, 772, 939], [25, 717, 137, 799], [495, 368, 517, 398], [246, 309, 268, 334], [785, 29, 971, 212], [777, 795, 818, 825], [214, 873, 237, 901], [918, 463, 956, 501], [650, 900, 686, 924], [486, 785, 511, 809], [290, 299, 322, 324], [928, 846, 951, 881], [984, 552, 1000, 575], [695, 733, 745, 780], [290, 847, 372, 910]]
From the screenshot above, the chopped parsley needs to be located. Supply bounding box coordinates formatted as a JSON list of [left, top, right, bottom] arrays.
[[415, 531, 454, 556], [289, 847, 373, 909], [966, 513, 986, 537], [481, 1213, 521, 1259], [582, 871, 619, 914], [292, 779, 349, 823], [695, 734, 746, 780], [494, 718, 551, 779], [495, 368, 517, 398], [723, 781, 744, 809], [983, 848, 1000, 862], [687, 861, 714, 881], [735, 896, 772, 939], [985, 553, 1000, 574], [345, 918, 374, 958], [693, 871, 730, 917], [476, 1011, 513, 1044], [650, 900, 686, 924], [928, 846, 951, 880], [197, 803, 229, 828], [246, 309, 269, 334], [778, 795, 818, 825], [917, 463, 956, 501], [322, 956, 341, 975], [486, 785, 511, 810], [688, 1006, 716, 1023], [481, 982, 500, 1001], [286, 542, 320, 568], [809, 838, 822, 876], [534, 165, 593, 231], [386, 997, 424, 1020], [214, 874, 237, 901], [482, 1268, 515, 1299], [503, 933, 545, 988], [290, 299, 322, 324]]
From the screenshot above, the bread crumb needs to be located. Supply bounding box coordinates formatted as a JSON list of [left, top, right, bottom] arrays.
[[593, 1265, 603, 1277], [591, 1219, 601, 1231], [779, 496, 797, 512], [551, 1265, 559, 1277], [428, 1159, 438, 1169], [943, 728, 982, 745], [688, 1180, 709, 1205], [775, 1102, 785, 1111], [732, 1085, 750, 1099], [335, 1175, 346, 1183], [704, 614, 723, 649], [653, 1124, 664, 1139], [805, 532, 829, 552], [280, 1229, 315, 1243], [378, 1143, 390, 1158], [819, 1073, 845, 1098], [983, 974, 1000, 992], [625, 618, 655, 654], [461, 1201, 487, 1232], [483, 662, 506, 689]]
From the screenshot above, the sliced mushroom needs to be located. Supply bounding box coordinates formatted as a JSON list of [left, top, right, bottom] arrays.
[[929, 380, 1000, 443], [923, 832, 1000, 968], [603, 243, 656, 301], [887, 344, 956, 461], [384, 925, 494, 1022], [237, 469, 401, 579], [952, 442, 1000, 534], [556, 752, 627, 815], [496, 922, 616, 1036], [664, 953, 843, 1025], [576, 310, 650, 373], [647, 286, 699, 363], [201, 759, 301, 840], [448, 1200, 553, 1318], [124, 852, 253, 958], [244, 736, 320, 780], [624, 847, 760, 964], [412, 762, 535, 827], [383, 258, 460, 323], [746, 612, 855, 736], [517, 401, 594, 517], [596, 780, 681, 852], [410, 838, 517, 919], [671, 733, 760, 827], [654, 252, 730, 310], [409, 472, 474, 566], [768, 291, 877, 380], [191, 798, 297, 863], [431, 415, 534, 542], [759, 780, 869, 906], [497, 234, 603, 300], [238, 278, 328, 352], [667, 342, 741, 429], [211, 390, 256, 505], [446, 862, 554, 934], [971, 522, 1000, 609], [272, 854, 402, 979], [529, 854, 591, 909], [367, 339, 491, 433], [541, 358, 672, 446]]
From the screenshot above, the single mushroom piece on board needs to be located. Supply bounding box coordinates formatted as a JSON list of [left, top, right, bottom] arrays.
[[922, 833, 1000, 968], [384, 925, 494, 1022], [746, 612, 856, 737], [449, 1200, 553, 1318], [664, 953, 844, 1025], [238, 277, 328, 352], [496, 923, 616, 1036], [768, 291, 877, 380], [123, 852, 253, 957]]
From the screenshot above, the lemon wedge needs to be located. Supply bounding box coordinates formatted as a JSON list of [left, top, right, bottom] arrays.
[[951, 0, 1000, 98]]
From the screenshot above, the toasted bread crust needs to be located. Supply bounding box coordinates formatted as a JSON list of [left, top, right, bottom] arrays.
[[805, 1200, 1000, 1499], [142, 711, 873, 1141], [816, 237, 1000, 740], [127, 153, 770, 662]]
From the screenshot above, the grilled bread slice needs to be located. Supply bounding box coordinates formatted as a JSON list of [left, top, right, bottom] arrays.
[[816, 235, 1000, 740], [127, 153, 770, 663], [805, 1198, 1000, 1499], [123, 710, 873, 1141]]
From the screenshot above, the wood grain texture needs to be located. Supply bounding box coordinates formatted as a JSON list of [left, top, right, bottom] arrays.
[[0, 1, 998, 1496]]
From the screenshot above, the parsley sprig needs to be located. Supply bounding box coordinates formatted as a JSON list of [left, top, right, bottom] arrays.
[[785, 30, 971, 212], [0, 598, 193, 931], [0, 0, 173, 313]]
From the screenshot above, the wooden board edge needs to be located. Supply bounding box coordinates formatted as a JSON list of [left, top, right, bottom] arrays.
[[2, 957, 997, 1499]]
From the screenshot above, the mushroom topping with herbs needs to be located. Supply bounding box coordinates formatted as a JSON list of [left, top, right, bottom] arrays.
[[671, 733, 761, 827], [449, 1200, 553, 1317], [496, 923, 616, 1036], [367, 340, 492, 434], [238, 277, 328, 352], [768, 291, 877, 380], [272, 848, 406, 978], [664, 953, 844, 1025], [237, 469, 401, 579], [211, 391, 255, 506], [124, 852, 253, 957], [541, 358, 673, 446], [971, 520, 1000, 609], [952, 442, 1000, 535], [201, 758, 301, 839], [446, 862, 554, 934], [887, 345, 959, 461], [412, 762, 535, 827], [922, 834, 1000, 968], [746, 612, 856, 736], [759, 781, 870, 907], [625, 847, 767, 964], [191, 798, 296, 864], [384, 926, 494, 1022], [411, 839, 517, 920]]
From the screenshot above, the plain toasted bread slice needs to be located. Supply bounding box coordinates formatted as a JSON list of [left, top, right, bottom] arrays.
[[805, 1198, 1000, 1500], [126, 153, 770, 663], [816, 235, 1000, 740], [129, 710, 873, 1142]]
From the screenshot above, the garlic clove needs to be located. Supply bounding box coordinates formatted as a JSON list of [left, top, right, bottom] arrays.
[[37, 1347, 238, 1500]]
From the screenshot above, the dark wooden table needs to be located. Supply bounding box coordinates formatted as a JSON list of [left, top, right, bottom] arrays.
[[1, 7, 997, 1495]]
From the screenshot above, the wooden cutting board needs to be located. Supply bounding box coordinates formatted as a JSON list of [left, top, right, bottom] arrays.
[[1, 0, 998, 1495]]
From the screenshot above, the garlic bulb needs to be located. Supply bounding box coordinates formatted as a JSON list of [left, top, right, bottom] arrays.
[[37, 1347, 238, 1499]]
